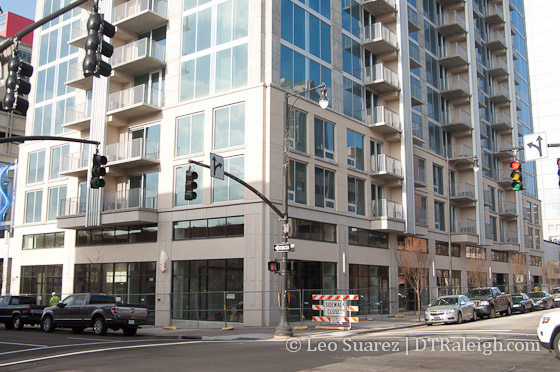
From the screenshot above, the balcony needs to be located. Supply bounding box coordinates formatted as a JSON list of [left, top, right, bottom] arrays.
[[359, 0, 397, 17], [475, 29, 485, 48], [105, 138, 160, 170], [491, 111, 512, 132], [371, 154, 403, 183], [365, 106, 401, 135], [409, 41, 421, 69], [488, 56, 508, 78], [68, 22, 86, 48], [476, 60, 485, 78], [440, 76, 470, 101], [486, 29, 506, 51], [451, 218, 478, 244], [410, 77, 423, 106], [107, 85, 163, 125], [412, 120, 425, 145], [450, 182, 476, 203], [485, 223, 497, 241], [497, 169, 513, 187], [438, 0, 465, 6], [59, 151, 89, 178], [371, 199, 405, 232], [448, 144, 477, 169], [414, 164, 426, 187], [441, 109, 472, 132], [489, 83, 510, 104], [499, 230, 520, 250], [364, 64, 400, 95], [113, 0, 168, 35], [436, 10, 467, 37], [493, 140, 514, 158], [438, 42, 468, 68], [65, 60, 92, 90], [416, 206, 427, 226], [480, 118, 490, 139], [57, 197, 87, 229], [485, 3, 504, 25], [112, 39, 166, 77], [483, 189, 492, 206], [363, 23, 398, 56], [408, 5, 420, 32], [62, 102, 91, 131], [499, 201, 518, 219]]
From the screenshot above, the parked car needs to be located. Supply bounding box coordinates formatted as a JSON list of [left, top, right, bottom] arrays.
[[511, 293, 533, 313], [529, 291, 555, 310], [465, 287, 513, 318], [41, 293, 148, 336], [551, 288, 560, 307], [424, 295, 477, 325], [0, 296, 45, 330], [537, 309, 560, 360]]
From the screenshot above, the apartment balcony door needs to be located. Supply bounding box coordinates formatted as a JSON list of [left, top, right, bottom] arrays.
[[130, 124, 160, 158], [128, 172, 158, 209]]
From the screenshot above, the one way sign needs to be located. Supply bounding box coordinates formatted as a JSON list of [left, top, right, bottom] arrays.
[[210, 153, 224, 180], [524, 133, 548, 161]]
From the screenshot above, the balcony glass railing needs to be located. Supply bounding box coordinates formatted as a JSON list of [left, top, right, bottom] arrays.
[[372, 199, 403, 220], [453, 218, 477, 234], [412, 120, 424, 140], [414, 164, 426, 185], [371, 154, 403, 177], [447, 144, 473, 159], [366, 106, 401, 130], [60, 151, 89, 173], [451, 182, 475, 199], [437, 9, 466, 29], [407, 5, 418, 26], [108, 85, 163, 112], [113, 0, 168, 23], [104, 188, 158, 211], [411, 76, 422, 101], [66, 60, 85, 82], [409, 40, 420, 62], [504, 231, 519, 244], [440, 75, 469, 93], [59, 196, 87, 217], [365, 64, 399, 87], [64, 102, 91, 124], [438, 42, 467, 60], [441, 109, 471, 127], [499, 201, 517, 215], [105, 138, 160, 162], [416, 206, 427, 225], [363, 22, 398, 49], [112, 39, 166, 66]]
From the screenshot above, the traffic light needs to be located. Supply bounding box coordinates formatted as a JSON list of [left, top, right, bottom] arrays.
[[83, 7, 115, 78], [185, 169, 198, 200], [3, 51, 33, 115], [91, 153, 107, 189], [557, 159, 560, 187], [268, 261, 280, 272], [510, 160, 523, 191]]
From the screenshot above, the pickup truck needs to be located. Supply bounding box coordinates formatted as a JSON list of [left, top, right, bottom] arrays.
[[41, 293, 148, 336], [537, 310, 560, 360], [0, 295, 45, 330], [465, 287, 513, 318]]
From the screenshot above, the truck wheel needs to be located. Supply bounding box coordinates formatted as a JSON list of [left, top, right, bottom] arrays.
[[42, 316, 54, 333], [93, 317, 107, 336], [489, 307, 496, 319], [554, 332, 560, 360], [123, 326, 138, 336], [506, 304, 512, 316], [12, 315, 23, 330], [71, 327, 84, 334]]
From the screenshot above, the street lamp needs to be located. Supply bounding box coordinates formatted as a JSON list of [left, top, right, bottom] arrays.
[[275, 83, 328, 338], [447, 155, 479, 294]]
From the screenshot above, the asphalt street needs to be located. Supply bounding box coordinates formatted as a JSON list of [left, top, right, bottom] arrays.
[[0, 309, 558, 371]]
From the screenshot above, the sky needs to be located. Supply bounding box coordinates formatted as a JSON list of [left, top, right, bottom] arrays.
[[1, 0, 38, 21]]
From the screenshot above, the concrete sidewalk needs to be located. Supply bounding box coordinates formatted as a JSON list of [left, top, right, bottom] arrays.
[[136, 313, 424, 341]]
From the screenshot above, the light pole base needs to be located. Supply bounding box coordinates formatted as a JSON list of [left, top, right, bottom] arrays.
[[274, 327, 293, 338]]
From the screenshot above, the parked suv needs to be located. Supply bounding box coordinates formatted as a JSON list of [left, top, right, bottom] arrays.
[[465, 287, 513, 318], [551, 288, 560, 307]]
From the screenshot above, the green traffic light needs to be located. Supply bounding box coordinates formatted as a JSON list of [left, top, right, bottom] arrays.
[[512, 182, 521, 191]]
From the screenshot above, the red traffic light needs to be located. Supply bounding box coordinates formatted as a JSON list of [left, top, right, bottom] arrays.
[[268, 261, 280, 272], [557, 158, 560, 167], [510, 161, 521, 170]]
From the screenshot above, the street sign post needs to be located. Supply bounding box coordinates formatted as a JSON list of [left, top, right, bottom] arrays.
[[210, 153, 224, 180], [274, 243, 295, 252], [524, 133, 548, 161]]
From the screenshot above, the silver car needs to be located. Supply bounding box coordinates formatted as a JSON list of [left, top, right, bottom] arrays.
[[425, 295, 477, 325]]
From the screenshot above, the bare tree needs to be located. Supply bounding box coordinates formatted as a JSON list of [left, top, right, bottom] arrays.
[[542, 261, 560, 289], [511, 253, 528, 293], [397, 237, 430, 321], [466, 259, 489, 289]]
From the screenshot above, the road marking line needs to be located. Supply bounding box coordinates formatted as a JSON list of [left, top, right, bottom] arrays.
[[0, 340, 207, 367], [0, 342, 46, 347], [66, 337, 116, 342]]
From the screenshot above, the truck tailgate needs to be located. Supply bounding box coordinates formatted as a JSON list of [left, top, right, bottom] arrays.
[[114, 306, 148, 322]]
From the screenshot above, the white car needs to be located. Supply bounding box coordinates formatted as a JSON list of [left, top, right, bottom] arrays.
[[537, 310, 560, 360]]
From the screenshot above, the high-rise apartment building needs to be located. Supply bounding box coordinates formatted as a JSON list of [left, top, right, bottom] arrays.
[[3, 0, 544, 326]]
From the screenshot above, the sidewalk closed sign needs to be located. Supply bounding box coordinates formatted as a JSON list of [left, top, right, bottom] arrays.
[[324, 300, 346, 317]]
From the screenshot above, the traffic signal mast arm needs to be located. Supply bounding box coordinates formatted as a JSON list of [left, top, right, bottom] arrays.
[[188, 159, 285, 219], [0, 136, 100, 147]]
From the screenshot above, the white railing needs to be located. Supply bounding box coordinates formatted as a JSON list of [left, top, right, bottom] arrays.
[[59, 196, 87, 217], [112, 38, 166, 66], [104, 188, 158, 211], [365, 64, 399, 88], [372, 199, 403, 220], [64, 102, 91, 125], [105, 138, 160, 162], [108, 85, 163, 112], [363, 22, 398, 49], [60, 151, 88, 173], [113, 0, 168, 23], [366, 106, 401, 130], [372, 154, 403, 177]]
